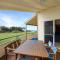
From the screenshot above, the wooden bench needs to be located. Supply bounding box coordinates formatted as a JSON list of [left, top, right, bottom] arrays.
[[5, 39, 21, 60]]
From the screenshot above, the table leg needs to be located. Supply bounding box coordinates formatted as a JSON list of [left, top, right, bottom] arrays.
[[16, 54, 18, 60], [16, 54, 22, 60], [42, 57, 43, 60], [35, 57, 38, 60], [55, 54, 56, 60], [19, 55, 22, 60]]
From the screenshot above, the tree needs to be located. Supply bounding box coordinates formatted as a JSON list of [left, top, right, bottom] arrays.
[[0, 26, 24, 33], [0, 26, 10, 32], [10, 27, 24, 32]]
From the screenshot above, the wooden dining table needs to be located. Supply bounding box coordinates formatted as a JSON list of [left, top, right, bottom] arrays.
[[14, 40, 48, 60]]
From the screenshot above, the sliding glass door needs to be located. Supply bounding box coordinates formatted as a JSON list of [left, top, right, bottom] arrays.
[[44, 20, 55, 46], [55, 20, 60, 48]]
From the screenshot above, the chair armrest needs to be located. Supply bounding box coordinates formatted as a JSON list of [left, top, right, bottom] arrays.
[[6, 47, 15, 51]]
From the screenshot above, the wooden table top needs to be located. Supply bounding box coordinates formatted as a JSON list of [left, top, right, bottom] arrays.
[[14, 40, 48, 58]]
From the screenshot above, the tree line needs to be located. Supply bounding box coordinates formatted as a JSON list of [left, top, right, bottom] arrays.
[[0, 26, 24, 33]]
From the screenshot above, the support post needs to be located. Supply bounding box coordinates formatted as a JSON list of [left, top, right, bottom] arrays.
[[26, 24, 27, 40], [53, 20, 55, 46]]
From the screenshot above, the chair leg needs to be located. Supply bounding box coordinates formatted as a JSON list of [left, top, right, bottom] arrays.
[[16, 54, 22, 60], [42, 57, 43, 60], [54, 54, 56, 60], [35, 57, 38, 60], [16, 54, 18, 60], [5, 55, 7, 60], [5, 49, 7, 60]]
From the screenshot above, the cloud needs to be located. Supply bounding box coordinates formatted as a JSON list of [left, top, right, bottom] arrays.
[[0, 14, 18, 27], [0, 11, 36, 28]]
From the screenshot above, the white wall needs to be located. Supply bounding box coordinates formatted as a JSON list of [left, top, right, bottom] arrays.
[[38, 5, 60, 42]]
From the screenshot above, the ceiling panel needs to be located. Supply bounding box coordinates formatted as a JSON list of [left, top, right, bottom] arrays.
[[40, 0, 56, 7], [0, 0, 60, 12]]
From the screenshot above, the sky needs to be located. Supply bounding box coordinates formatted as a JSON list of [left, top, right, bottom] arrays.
[[0, 10, 37, 31]]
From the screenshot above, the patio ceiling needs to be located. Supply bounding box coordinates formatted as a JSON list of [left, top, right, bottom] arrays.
[[26, 16, 37, 26], [0, 0, 60, 12], [0, 0, 60, 26]]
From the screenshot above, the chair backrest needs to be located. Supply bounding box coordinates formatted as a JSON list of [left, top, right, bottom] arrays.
[[16, 41, 19, 47], [15, 40, 21, 47], [5, 39, 21, 49], [51, 46, 57, 54], [48, 41, 52, 47], [45, 45, 57, 60], [11, 43, 15, 49]]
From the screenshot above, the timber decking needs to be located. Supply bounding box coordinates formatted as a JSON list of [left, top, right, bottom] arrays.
[[0, 48, 60, 60], [0, 55, 15, 60], [0, 53, 60, 60]]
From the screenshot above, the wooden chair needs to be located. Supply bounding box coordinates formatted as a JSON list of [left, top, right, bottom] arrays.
[[5, 40, 21, 60], [45, 46, 57, 60], [57, 48, 60, 52], [44, 41, 57, 60], [56, 48, 60, 60]]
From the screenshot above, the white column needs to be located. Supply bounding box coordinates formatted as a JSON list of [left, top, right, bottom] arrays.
[[37, 13, 44, 42]]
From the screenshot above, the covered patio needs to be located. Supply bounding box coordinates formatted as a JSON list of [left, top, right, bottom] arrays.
[[0, 0, 60, 60]]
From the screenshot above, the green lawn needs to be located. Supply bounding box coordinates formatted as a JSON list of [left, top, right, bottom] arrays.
[[0, 32, 34, 45], [0, 32, 26, 45], [0, 32, 24, 39]]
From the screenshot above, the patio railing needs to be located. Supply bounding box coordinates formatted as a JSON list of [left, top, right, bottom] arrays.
[[0, 32, 35, 46], [0, 32, 37, 57]]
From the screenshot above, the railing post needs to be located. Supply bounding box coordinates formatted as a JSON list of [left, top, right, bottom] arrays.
[[26, 24, 27, 40]]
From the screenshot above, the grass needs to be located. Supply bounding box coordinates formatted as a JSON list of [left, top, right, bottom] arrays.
[[0, 32, 25, 45], [0, 32, 35, 45], [0, 32, 24, 39]]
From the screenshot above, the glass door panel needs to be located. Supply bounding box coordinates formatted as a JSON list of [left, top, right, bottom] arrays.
[[44, 21, 53, 43], [55, 20, 60, 48]]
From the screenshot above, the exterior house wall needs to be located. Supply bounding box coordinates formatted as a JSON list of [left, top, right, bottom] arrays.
[[38, 6, 60, 42]]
